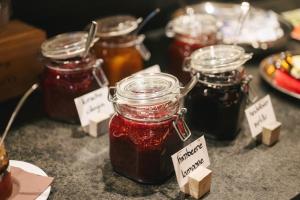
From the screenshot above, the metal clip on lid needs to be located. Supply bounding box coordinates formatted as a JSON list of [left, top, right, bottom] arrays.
[[92, 59, 109, 87], [135, 35, 151, 60], [173, 108, 191, 142], [241, 74, 258, 104]]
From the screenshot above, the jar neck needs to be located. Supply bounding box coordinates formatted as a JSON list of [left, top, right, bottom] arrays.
[[174, 32, 217, 46], [114, 100, 180, 122], [43, 53, 98, 72], [96, 34, 142, 48], [193, 67, 246, 87]]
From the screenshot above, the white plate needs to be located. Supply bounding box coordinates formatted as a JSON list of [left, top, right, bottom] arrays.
[[10, 160, 51, 200]]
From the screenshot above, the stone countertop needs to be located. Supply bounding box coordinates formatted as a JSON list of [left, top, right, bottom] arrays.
[[3, 42, 300, 200], [2, 2, 300, 199]]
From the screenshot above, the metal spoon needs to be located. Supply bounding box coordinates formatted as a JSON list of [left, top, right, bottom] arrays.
[[133, 8, 161, 34], [83, 21, 98, 58], [0, 83, 39, 146], [234, 1, 251, 46]]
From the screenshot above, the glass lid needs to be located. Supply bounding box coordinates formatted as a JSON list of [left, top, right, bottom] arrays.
[[95, 15, 140, 37], [115, 73, 180, 105], [41, 32, 96, 59], [188, 45, 252, 73], [167, 13, 217, 37]]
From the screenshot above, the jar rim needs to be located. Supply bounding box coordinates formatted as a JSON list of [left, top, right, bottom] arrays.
[[166, 13, 218, 37], [96, 34, 145, 48], [95, 15, 140, 37], [186, 45, 252, 74], [41, 32, 98, 60], [44, 56, 101, 72], [115, 73, 180, 105]]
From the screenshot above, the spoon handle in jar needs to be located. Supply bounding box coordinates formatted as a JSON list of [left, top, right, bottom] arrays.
[[234, 2, 250, 45], [0, 83, 39, 146], [83, 21, 98, 58], [134, 8, 160, 34]]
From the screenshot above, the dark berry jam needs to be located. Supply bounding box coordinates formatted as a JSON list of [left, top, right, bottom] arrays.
[[42, 56, 101, 123], [185, 82, 247, 140], [109, 114, 182, 184]]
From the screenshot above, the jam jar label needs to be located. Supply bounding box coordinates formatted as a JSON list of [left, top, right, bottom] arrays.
[[74, 87, 114, 127], [245, 95, 277, 138], [171, 136, 210, 188]]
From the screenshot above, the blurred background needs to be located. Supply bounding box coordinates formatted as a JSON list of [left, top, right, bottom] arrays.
[[10, 0, 300, 36]]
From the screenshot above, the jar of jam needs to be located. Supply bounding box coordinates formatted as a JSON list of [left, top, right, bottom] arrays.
[[0, 143, 12, 200], [184, 45, 253, 140], [93, 15, 150, 85], [108, 73, 191, 184], [41, 32, 108, 123], [166, 13, 219, 84]]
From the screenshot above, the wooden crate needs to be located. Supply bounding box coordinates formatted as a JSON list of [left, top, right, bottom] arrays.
[[0, 20, 46, 102]]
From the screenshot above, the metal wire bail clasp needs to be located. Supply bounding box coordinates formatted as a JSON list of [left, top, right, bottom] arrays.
[[92, 59, 109, 87], [135, 35, 151, 61], [108, 86, 117, 102], [241, 74, 258, 104], [173, 108, 191, 142]]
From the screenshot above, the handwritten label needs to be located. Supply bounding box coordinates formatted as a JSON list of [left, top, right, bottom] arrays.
[[171, 136, 210, 188], [245, 95, 276, 137], [134, 65, 161, 74], [74, 87, 114, 127]]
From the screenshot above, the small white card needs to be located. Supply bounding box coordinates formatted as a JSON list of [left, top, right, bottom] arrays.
[[134, 64, 161, 74], [245, 95, 277, 138], [171, 136, 210, 188], [74, 87, 114, 127]]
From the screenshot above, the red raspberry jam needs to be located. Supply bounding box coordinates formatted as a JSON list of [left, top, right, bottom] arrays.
[[42, 56, 102, 123], [41, 32, 108, 123], [108, 73, 191, 184], [109, 114, 182, 184]]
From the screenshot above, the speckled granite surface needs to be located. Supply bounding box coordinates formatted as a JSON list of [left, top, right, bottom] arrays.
[[2, 57, 299, 200]]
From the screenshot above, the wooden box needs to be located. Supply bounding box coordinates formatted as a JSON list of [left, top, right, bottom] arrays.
[[0, 20, 46, 102]]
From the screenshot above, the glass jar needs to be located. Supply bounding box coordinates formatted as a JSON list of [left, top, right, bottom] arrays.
[[184, 45, 253, 140], [0, 143, 12, 199], [93, 15, 150, 85], [108, 73, 191, 184], [166, 13, 219, 84], [41, 32, 108, 123]]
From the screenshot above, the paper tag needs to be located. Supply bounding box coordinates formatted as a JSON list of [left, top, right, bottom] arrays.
[[171, 136, 210, 188], [245, 95, 276, 138], [134, 65, 161, 74], [74, 87, 114, 127], [282, 9, 300, 27]]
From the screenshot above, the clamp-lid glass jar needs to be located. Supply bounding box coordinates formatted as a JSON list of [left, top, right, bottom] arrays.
[[108, 73, 191, 184], [41, 32, 108, 123], [184, 45, 252, 140], [93, 15, 151, 85], [0, 143, 12, 199], [166, 13, 219, 84]]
